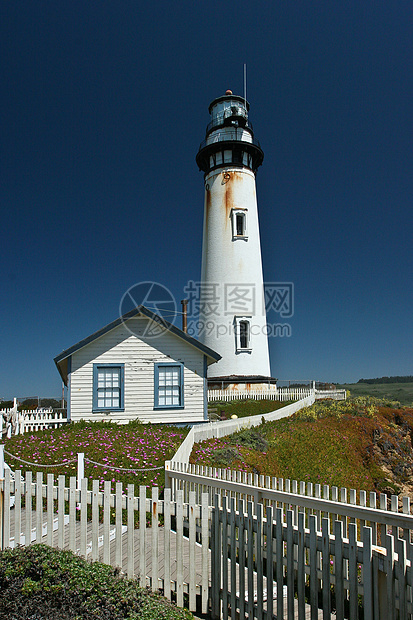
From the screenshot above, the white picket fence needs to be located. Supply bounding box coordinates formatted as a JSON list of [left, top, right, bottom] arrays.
[[165, 460, 412, 545], [1, 467, 412, 618], [0, 408, 68, 436], [208, 387, 347, 402]]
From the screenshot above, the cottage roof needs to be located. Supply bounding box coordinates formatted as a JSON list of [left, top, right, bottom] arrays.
[[54, 305, 221, 384]]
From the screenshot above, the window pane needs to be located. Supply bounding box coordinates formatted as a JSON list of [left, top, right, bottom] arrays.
[[96, 367, 121, 409], [157, 365, 181, 407], [236, 214, 245, 236], [240, 321, 250, 348]]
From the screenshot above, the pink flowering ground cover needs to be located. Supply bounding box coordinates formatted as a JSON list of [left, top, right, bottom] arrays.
[[4, 420, 188, 494]]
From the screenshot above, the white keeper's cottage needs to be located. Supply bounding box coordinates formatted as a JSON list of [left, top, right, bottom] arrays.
[[54, 306, 220, 425]]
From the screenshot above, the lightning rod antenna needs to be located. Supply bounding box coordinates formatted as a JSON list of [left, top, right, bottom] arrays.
[[244, 63, 247, 109]]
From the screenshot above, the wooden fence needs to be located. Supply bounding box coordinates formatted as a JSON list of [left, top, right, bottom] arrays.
[[1, 467, 412, 618], [0, 408, 68, 436], [165, 461, 412, 546], [207, 388, 347, 402]]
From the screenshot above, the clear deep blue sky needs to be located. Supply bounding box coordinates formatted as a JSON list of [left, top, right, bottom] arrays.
[[1, 1, 412, 398]]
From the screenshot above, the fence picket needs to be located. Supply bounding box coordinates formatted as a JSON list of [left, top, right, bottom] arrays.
[[115, 482, 122, 570], [139, 485, 146, 587], [334, 519, 344, 620], [222, 495, 228, 620], [58, 475, 65, 549], [80, 478, 87, 557], [348, 523, 358, 620], [127, 484, 134, 578], [69, 476, 76, 552], [322, 517, 331, 618], [256, 503, 264, 620], [265, 504, 274, 620], [362, 526, 373, 620], [35, 471, 42, 544], [188, 490, 196, 610], [275, 507, 283, 620], [201, 492, 209, 615], [3, 470, 10, 548], [297, 512, 305, 620], [230, 497, 237, 620], [286, 509, 294, 619], [164, 488, 171, 600], [309, 514, 318, 620], [247, 501, 254, 619], [398, 535, 407, 619], [238, 499, 246, 620], [176, 489, 184, 609], [151, 486, 159, 592], [92, 479, 99, 560], [25, 471, 32, 547], [46, 473, 53, 547], [385, 533, 395, 620]]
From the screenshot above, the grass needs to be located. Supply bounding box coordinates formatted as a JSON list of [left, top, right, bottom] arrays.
[[0, 544, 194, 620], [338, 382, 413, 405], [209, 399, 294, 419], [190, 397, 413, 495], [3, 420, 188, 494]]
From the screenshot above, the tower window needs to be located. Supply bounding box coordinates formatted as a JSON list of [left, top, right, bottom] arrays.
[[235, 317, 252, 352], [236, 213, 245, 236], [239, 321, 250, 349], [231, 209, 248, 239]]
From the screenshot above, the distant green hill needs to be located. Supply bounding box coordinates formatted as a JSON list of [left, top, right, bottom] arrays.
[[357, 376, 413, 384], [337, 382, 413, 405]]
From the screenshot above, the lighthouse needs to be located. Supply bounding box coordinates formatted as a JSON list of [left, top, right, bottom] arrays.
[[196, 90, 272, 384]]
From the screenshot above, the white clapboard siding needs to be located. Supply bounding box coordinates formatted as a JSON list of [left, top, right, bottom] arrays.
[[70, 317, 206, 424], [1, 468, 412, 619]]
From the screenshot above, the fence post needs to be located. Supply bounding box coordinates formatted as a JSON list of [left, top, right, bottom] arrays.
[[0, 478, 3, 551], [77, 453, 84, 490], [164, 460, 171, 491], [0, 443, 3, 551]]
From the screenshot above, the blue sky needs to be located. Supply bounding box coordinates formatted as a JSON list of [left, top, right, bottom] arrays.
[[1, 1, 412, 398]]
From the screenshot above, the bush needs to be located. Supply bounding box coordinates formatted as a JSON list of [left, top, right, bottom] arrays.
[[0, 545, 194, 620]]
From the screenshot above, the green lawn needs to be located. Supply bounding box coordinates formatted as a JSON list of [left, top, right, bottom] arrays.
[[209, 399, 294, 420]]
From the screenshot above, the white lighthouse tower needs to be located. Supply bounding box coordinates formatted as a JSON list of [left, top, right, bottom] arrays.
[[196, 90, 272, 384]]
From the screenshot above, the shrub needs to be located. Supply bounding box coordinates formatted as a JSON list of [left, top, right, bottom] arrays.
[[0, 544, 194, 620]]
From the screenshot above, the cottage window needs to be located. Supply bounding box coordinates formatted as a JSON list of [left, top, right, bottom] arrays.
[[154, 363, 184, 409], [93, 364, 124, 412]]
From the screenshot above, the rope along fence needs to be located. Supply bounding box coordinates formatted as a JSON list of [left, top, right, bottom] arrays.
[[0, 446, 164, 486]]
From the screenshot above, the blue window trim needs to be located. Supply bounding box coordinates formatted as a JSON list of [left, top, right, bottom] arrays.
[[93, 363, 125, 413], [154, 362, 184, 410]]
